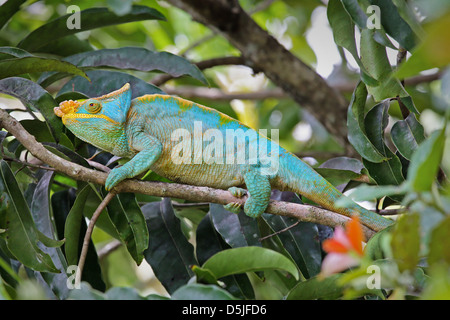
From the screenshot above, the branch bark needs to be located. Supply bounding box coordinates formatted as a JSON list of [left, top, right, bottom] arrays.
[[0, 108, 376, 240], [164, 0, 353, 154]]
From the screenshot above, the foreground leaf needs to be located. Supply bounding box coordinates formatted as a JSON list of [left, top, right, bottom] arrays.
[[209, 204, 261, 248], [391, 213, 421, 272], [407, 128, 446, 191], [196, 214, 255, 300], [286, 274, 343, 300], [142, 199, 197, 294], [428, 216, 450, 267], [0, 161, 58, 273], [395, 12, 450, 78], [105, 192, 149, 265], [202, 246, 299, 280], [171, 283, 237, 300]]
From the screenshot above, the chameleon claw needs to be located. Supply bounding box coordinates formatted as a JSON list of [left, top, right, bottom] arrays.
[[228, 187, 247, 198], [224, 202, 242, 214]]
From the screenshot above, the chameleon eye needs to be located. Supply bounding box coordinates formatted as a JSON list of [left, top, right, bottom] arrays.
[[87, 102, 101, 113]]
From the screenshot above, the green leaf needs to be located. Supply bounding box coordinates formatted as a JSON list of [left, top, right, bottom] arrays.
[[364, 225, 394, 260], [391, 0, 425, 41], [142, 199, 197, 294], [196, 213, 255, 300], [191, 265, 220, 285], [0, 56, 88, 80], [104, 192, 149, 265], [39, 47, 207, 86], [0, 0, 26, 30], [0, 46, 32, 59], [407, 128, 446, 192], [209, 204, 261, 248], [262, 213, 321, 279], [202, 246, 299, 280], [62, 186, 105, 291], [327, 0, 377, 85], [107, 0, 133, 16], [29, 171, 70, 299], [391, 113, 426, 160], [337, 183, 409, 205], [285, 274, 343, 300], [171, 283, 238, 300], [35, 35, 94, 58], [316, 156, 365, 186], [395, 12, 450, 78], [391, 213, 421, 272], [347, 82, 388, 162], [360, 29, 417, 113], [363, 101, 405, 186], [0, 77, 62, 142], [368, 0, 417, 51], [341, 0, 395, 49], [58, 70, 163, 99], [428, 216, 450, 267], [17, 5, 165, 52], [63, 186, 91, 266], [0, 161, 58, 273]]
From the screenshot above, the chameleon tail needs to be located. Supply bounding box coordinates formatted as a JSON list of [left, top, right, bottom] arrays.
[[276, 151, 393, 232]]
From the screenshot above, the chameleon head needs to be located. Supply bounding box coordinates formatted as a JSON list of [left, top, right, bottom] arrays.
[[53, 83, 132, 153]]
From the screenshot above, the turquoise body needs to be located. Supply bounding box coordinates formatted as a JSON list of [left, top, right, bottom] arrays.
[[54, 84, 393, 231]]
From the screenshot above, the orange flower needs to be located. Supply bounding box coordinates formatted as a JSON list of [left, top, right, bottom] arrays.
[[320, 216, 365, 277]]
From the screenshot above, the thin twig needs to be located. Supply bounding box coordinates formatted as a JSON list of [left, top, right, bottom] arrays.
[[248, 0, 276, 14], [76, 191, 116, 287], [259, 220, 300, 241], [171, 201, 210, 208], [85, 159, 111, 173], [396, 47, 410, 119], [2, 155, 58, 172], [97, 239, 122, 261], [163, 86, 286, 101], [180, 32, 217, 57]]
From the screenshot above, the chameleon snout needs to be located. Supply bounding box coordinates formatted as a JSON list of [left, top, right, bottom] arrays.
[[54, 100, 80, 118]]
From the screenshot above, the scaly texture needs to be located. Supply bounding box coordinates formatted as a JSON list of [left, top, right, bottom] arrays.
[[54, 83, 393, 231]]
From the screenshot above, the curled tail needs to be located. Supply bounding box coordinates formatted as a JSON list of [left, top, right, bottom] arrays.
[[276, 151, 393, 232]]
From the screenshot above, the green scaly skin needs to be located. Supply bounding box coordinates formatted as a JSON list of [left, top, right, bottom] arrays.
[[54, 83, 393, 232]]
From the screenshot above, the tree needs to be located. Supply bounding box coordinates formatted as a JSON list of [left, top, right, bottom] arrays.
[[0, 0, 449, 300]]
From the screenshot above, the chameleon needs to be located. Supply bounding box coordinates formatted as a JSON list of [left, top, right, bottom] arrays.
[[54, 83, 393, 232]]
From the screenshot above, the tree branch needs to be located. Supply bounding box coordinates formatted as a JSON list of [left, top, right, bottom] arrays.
[[0, 109, 376, 240], [163, 86, 286, 101], [162, 70, 443, 101]]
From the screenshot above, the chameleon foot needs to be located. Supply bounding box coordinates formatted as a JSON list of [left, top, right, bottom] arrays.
[[228, 187, 247, 198], [224, 202, 242, 214]]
